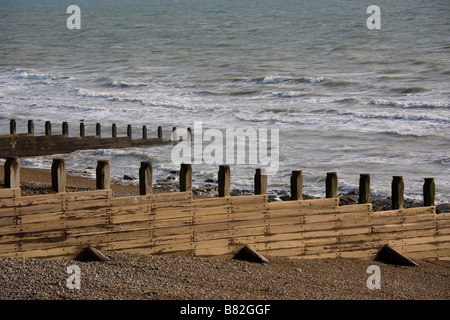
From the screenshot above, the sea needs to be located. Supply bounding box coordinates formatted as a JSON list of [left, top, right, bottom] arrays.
[[0, 0, 449, 203]]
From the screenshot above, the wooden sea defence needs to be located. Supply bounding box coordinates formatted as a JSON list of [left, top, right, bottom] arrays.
[[0, 119, 171, 158], [0, 159, 449, 261]]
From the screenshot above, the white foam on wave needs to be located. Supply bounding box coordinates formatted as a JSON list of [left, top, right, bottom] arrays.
[[369, 99, 450, 109], [10, 68, 57, 81], [338, 110, 450, 124]]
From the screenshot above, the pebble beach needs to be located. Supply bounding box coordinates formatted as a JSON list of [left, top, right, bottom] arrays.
[[0, 252, 449, 301]]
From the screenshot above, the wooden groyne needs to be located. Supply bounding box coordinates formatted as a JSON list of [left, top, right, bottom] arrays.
[[0, 119, 172, 158], [0, 158, 449, 261]]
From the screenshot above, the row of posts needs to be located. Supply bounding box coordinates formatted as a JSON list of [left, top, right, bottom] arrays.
[[8, 119, 166, 140], [3, 157, 436, 208]]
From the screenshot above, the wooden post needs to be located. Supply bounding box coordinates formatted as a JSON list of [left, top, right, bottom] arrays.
[[4, 156, 20, 188], [142, 125, 147, 140], [326, 172, 338, 198], [290, 170, 303, 200], [112, 124, 117, 138], [27, 120, 34, 135], [179, 163, 193, 192], [45, 121, 52, 136], [96, 123, 101, 138], [392, 176, 404, 210], [51, 158, 66, 193], [187, 127, 192, 141], [359, 174, 371, 204], [139, 161, 153, 195], [172, 126, 177, 142], [218, 165, 231, 197], [254, 168, 267, 195], [80, 122, 85, 137], [423, 178, 435, 207], [10, 119, 16, 135], [127, 125, 132, 138], [62, 122, 69, 136], [96, 160, 111, 190], [157, 126, 162, 139]]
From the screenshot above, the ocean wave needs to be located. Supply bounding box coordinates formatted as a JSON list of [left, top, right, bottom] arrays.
[[334, 98, 358, 104], [73, 88, 114, 99], [369, 99, 450, 109], [257, 76, 327, 84], [196, 89, 259, 96], [391, 86, 430, 94], [110, 80, 147, 88], [275, 91, 306, 98], [10, 68, 57, 81], [234, 112, 318, 126], [338, 110, 450, 124], [94, 77, 147, 88]]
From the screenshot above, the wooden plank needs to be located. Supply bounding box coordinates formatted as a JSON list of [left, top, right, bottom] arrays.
[[192, 205, 231, 217], [65, 198, 112, 211], [0, 188, 20, 199], [149, 191, 193, 202], [110, 195, 151, 207], [16, 193, 65, 207], [3, 245, 82, 260], [230, 195, 268, 204], [153, 207, 193, 220], [231, 202, 269, 214], [63, 189, 112, 201], [192, 197, 230, 208]]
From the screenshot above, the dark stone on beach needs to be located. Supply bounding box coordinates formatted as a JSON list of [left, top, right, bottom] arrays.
[[437, 204, 450, 214], [123, 174, 136, 180], [166, 175, 176, 180], [169, 170, 179, 174], [205, 178, 215, 183], [339, 194, 358, 206]]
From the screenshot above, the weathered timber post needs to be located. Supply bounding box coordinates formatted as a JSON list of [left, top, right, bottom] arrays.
[[28, 120, 34, 135], [10, 119, 16, 135], [171, 126, 177, 142], [96, 123, 101, 138], [179, 163, 192, 192], [112, 124, 117, 138], [80, 122, 85, 137], [4, 156, 20, 188], [139, 161, 153, 195], [187, 127, 192, 141], [290, 170, 303, 200], [96, 160, 111, 190], [254, 168, 267, 195], [62, 122, 69, 136], [45, 121, 52, 136], [157, 126, 162, 139], [51, 158, 66, 193], [359, 174, 371, 204], [127, 125, 132, 138], [326, 172, 338, 198], [423, 178, 435, 207], [142, 125, 147, 140], [392, 176, 404, 210], [218, 165, 231, 197]]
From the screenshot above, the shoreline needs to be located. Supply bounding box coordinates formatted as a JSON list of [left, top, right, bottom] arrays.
[[1, 165, 449, 213]]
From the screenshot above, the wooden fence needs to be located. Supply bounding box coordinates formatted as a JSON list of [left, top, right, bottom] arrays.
[[0, 119, 176, 157], [0, 159, 449, 261]]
